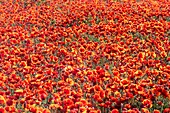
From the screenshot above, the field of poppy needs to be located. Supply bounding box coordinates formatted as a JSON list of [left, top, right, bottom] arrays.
[[0, 0, 170, 113]]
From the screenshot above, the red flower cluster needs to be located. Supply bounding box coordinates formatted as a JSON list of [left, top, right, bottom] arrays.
[[0, 0, 170, 113]]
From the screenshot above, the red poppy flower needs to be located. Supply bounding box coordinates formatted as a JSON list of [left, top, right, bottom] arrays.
[[141, 108, 150, 113], [153, 109, 160, 113], [0, 95, 6, 105], [63, 88, 71, 95], [112, 71, 119, 77], [142, 99, 152, 108], [6, 99, 13, 106], [111, 109, 119, 113], [43, 109, 51, 113], [163, 108, 170, 113], [0, 107, 5, 113], [79, 46, 85, 53], [120, 79, 130, 87], [89, 109, 100, 113]]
